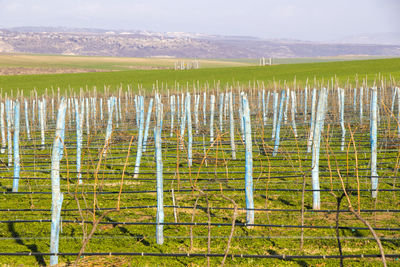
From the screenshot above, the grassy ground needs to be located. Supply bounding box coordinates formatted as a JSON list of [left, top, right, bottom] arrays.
[[0, 57, 399, 95], [0, 53, 254, 72], [0, 53, 393, 71], [0, 55, 399, 265], [0, 89, 400, 266], [269, 55, 400, 64]]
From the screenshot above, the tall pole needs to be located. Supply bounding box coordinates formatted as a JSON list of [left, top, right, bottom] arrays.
[[12, 101, 20, 192], [155, 94, 164, 244], [229, 91, 236, 159], [242, 94, 254, 226], [50, 99, 67, 266], [273, 90, 286, 156], [311, 88, 327, 210], [370, 87, 379, 198]]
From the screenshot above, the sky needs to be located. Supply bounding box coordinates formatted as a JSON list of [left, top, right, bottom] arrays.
[[0, 0, 399, 41]]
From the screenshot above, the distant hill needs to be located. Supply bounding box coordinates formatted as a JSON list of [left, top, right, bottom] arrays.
[[335, 32, 400, 45], [0, 27, 399, 58]]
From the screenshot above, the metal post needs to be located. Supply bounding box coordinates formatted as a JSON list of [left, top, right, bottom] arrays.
[[32, 99, 36, 125], [104, 97, 115, 156], [353, 87, 357, 112], [397, 87, 400, 137], [39, 100, 45, 150], [242, 94, 254, 226], [391, 87, 397, 114], [24, 100, 31, 140], [370, 87, 379, 198], [194, 94, 200, 134], [51, 98, 54, 120], [187, 93, 193, 167], [307, 88, 317, 153], [273, 90, 286, 156], [291, 90, 298, 138], [210, 95, 215, 143], [0, 102, 5, 153], [304, 87, 308, 122], [284, 89, 289, 124], [219, 93, 224, 132], [272, 92, 278, 139], [134, 95, 139, 128], [177, 94, 180, 126], [50, 99, 67, 266], [12, 101, 20, 192], [67, 98, 71, 128], [93, 97, 97, 130], [155, 94, 164, 244], [339, 88, 346, 151], [262, 90, 266, 126], [6, 99, 12, 166], [118, 96, 122, 123], [238, 93, 244, 140], [360, 87, 364, 123], [43, 98, 47, 130], [229, 91, 236, 159], [266, 91, 270, 118], [85, 98, 89, 136], [134, 96, 145, 178], [179, 95, 187, 147], [75, 99, 83, 184], [311, 88, 327, 210], [100, 98, 103, 121], [170, 95, 175, 137], [59, 102, 66, 161], [143, 98, 154, 153], [203, 92, 207, 126]]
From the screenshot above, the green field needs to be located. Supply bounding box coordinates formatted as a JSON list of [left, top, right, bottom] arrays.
[[0, 53, 254, 71], [0, 55, 399, 266], [0, 89, 399, 266], [0, 57, 399, 94]]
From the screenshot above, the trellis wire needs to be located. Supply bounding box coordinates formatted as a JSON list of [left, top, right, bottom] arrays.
[[0, 83, 399, 266]]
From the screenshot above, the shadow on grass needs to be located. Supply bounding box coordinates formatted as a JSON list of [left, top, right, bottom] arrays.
[[101, 214, 151, 247], [267, 249, 308, 267], [8, 222, 46, 266]]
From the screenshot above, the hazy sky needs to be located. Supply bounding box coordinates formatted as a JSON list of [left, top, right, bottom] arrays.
[[0, 0, 398, 41]]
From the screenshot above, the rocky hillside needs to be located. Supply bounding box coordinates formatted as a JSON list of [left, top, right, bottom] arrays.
[[1, 27, 399, 58]]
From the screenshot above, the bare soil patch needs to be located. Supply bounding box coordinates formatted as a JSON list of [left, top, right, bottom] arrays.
[[0, 67, 109, 76]]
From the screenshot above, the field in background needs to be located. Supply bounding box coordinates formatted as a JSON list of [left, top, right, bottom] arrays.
[[215, 55, 400, 65], [1, 54, 395, 75], [270, 55, 400, 64], [0, 53, 254, 74], [0, 57, 399, 94]]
